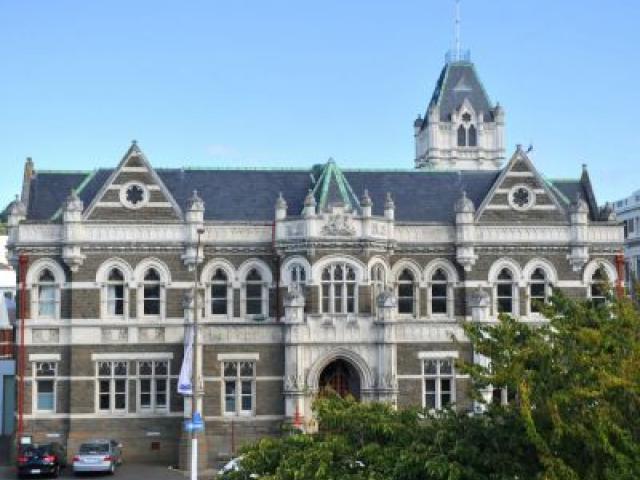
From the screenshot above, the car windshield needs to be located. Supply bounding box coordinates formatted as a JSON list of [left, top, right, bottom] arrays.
[[79, 443, 109, 454], [21, 445, 52, 456]]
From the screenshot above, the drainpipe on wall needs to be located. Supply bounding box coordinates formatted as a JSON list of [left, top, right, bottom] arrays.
[[16, 253, 28, 452], [615, 251, 625, 300]]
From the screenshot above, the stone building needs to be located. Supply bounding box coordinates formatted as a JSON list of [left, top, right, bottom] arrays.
[[6, 53, 623, 466], [613, 190, 640, 291]]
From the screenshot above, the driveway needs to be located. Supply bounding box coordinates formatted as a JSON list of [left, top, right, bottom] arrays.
[[0, 463, 204, 479]]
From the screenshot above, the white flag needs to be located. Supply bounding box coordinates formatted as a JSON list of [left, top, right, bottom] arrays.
[[178, 326, 193, 395]]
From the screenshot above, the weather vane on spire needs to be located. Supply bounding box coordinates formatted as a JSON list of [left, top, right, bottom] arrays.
[[446, 0, 470, 64]]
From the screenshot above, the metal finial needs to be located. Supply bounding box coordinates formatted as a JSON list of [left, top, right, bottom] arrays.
[[454, 0, 461, 58]]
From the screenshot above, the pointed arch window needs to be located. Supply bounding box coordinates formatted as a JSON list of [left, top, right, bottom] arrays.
[[106, 268, 126, 317], [468, 125, 477, 147], [457, 125, 467, 147], [142, 268, 162, 316], [210, 268, 230, 316], [321, 263, 357, 314], [496, 268, 515, 315], [457, 113, 477, 147], [397, 269, 417, 315], [245, 268, 267, 317], [529, 268, 551, 314], [590, 267, 608, 306], [36, 268, 58, 319], [430, 268, 449, 315]]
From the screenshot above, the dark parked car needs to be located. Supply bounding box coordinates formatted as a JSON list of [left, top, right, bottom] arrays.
[[17, 442, 67, 478]]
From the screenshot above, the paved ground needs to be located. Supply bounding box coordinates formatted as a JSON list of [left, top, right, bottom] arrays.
[[0, 463, 216, 479]]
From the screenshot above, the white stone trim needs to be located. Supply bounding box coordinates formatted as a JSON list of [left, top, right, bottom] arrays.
[[522, 258, 559, 284], [217, 353, 260, 361], [505, 171, 534, 177], [583, 259, 617, 285], [280, 255, 312, 287], [310, 254, 365, 285], [29, 353, 61, 362], [417, 351, 459, 359], [91, 352, 174, 361], [96, 202, 173, 209]]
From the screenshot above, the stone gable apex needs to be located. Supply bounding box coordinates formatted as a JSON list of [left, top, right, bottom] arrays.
[[83, 142, 183, 221]]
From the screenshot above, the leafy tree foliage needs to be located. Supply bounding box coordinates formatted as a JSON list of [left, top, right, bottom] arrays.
[[228, 293, 640, 479]]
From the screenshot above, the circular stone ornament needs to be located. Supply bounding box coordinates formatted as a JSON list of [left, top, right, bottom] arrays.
[[508, 184, 536, 211], [120, 181, 149, 209]]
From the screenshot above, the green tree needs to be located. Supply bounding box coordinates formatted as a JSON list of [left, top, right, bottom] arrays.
[[464, 292, 640, 479]]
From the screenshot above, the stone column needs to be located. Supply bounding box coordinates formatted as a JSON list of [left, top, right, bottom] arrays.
[[374, 289, 398, 406], [468, 288, 493, 412], [282, 287, 307, 428]]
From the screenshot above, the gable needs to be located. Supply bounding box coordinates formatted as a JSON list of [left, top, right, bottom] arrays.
[[84, 144, 183, 222], [476, 149, 568, 224]]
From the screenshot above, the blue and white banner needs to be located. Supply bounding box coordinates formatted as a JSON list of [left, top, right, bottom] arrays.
[[177, 326, 193, 395]]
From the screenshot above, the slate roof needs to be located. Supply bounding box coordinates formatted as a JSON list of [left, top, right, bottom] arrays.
[[424, 61, 494, 124], [23, 161, 594, 224]]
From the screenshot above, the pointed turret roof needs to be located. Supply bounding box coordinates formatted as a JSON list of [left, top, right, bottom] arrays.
[[421, 59, 494, 125], [310, 158, 361, 213]]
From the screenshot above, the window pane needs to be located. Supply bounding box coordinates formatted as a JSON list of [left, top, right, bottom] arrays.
[[246, 284, 262, 298], [246, 299, 262, 315], [441, 393, 451, 407], [144, 299, 160, 315], [530, 283, 545, 297], [139, 362, 152, 376], [37, 381, 54, 410], [497, 284, 512, 297], [225, 396, 236, 413], [441, 378, 452, 392], [425, 393, 436, 409], [211, 284, 226, 298], [498, 298, 513, 313], [99, 393, 110, 410], [440, 360, 453, 375], [241, 395, 252, 411], [223, 362, 237, 377], [424, 360, 437, 375], [431, 299, 447, 314], [115, 379, 126, 393], [212, 299, 227, 315], [425, 379, 436, 392], [114, 362, 127, 376], [140, 393, 151, 408], [98, 363, 111, 376], [398, 298, 413, 314], [241, 380, 252, 395], [239, 362, 254, 377], [140, 379, 151, 393], [225, 381, 236, 396], [431, 284, 447, 298], [398, 284, 413, 297], [115, 394, 126, 410], [155, 361, 168, 375]]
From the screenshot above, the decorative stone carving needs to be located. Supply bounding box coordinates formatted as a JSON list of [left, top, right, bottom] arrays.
[[101, 327, 128, 343], [32, 328, 59, 344], [284, 375, 306, 392], [322, 215, 356, 236], [139, 327, 165, 343]]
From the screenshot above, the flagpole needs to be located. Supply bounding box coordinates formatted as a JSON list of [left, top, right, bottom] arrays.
[[191, 227, 205, 480]]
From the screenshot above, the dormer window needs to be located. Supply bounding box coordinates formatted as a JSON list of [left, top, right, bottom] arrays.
[[457, 113, 477, 147]]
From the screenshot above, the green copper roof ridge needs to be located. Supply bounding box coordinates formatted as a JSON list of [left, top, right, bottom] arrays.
[[334, 163, 359, 210], [50, 169, 98, 221], [543, 177, 570, 205], [171, 166, 311, 172], [37, 169, 92, 174]]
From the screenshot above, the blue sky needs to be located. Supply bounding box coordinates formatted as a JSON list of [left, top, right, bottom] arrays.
[[1, 0, 638, 211]]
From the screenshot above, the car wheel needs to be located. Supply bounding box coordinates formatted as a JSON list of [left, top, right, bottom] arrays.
[[109, 462, 115, 475], [52, 465, 60, 478]]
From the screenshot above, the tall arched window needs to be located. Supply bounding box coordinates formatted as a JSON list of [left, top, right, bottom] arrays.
[[143, 268, 162, 316], [370, 264, 386, 314], [457, 125, 467, 147], [397, 269, 416, 315], [289, 264, 306, 287], [37, 269, 58, 318], [210, 268, 229, 315], [106, 268, 126, 317], [245, 268, 265, 316], [496, 268, 515, 314], [529, 268, 551, 314], [430, 268, 449, 315], [468, 125, 477, 147], [590, 267, 608, 306], [321, 263, 357, 314]]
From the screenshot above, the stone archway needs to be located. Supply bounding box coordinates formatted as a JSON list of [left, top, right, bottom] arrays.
[[319, 359, 361, 400]]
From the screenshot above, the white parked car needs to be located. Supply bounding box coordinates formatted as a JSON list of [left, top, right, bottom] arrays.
[[72, 439, 122, 475], [217, 456, 259, 479]]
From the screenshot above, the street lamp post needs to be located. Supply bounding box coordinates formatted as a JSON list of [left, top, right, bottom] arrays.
[[190, 227, 205, 480]]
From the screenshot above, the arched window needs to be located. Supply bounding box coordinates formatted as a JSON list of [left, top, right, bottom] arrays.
[[210, 268, 229, 315], [36, 269, 58, 318], [142, 268, 162, 316], [321, 263, 357, 314], [590, 267, 608, 306], [457, 125, 467, 147], [106, 268, 126, 317], [397, 269, 416, 315], [245, 268, 265, 316], [370, 264, 386, 314], [468, 125, 477, 147], [529, 268, 551, 314], [430, 268, 449, 315], [496, 268, 515, 314], [289, 264, 306, 286]]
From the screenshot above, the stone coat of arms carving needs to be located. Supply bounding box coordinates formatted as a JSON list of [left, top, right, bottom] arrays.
[[322, 214, 356, 236]]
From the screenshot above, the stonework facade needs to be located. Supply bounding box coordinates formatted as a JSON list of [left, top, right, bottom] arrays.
[[6, 56, 623, 466]]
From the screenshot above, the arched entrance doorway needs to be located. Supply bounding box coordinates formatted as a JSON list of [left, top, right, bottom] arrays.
[[319, 359, 361, 400]]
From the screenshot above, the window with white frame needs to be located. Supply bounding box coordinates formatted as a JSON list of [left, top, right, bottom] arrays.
[[222, 361, 255, 416], [496, 268, 515, 314], [430, 268, 449, 315], [142, 268, 162, 316], [289, 263, 306, 288], [36, 269, 58, 319], [106, 268, 126, 317], [321, 263, 357, 314], [590, 267, 608, 306], [370, 264, 386, 314], [138, 360, 169, 412], [529, 268, 551, 314], [423, 358, 455, 410], [397, 269, 416, 315], [34, 362, 57, 412], [245, 268, 266, 316], [97, 360, 128, 413], [210, 268, 230, 315]]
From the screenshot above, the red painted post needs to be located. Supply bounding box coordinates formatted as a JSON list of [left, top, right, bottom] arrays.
[[615, 252, 625, 299]]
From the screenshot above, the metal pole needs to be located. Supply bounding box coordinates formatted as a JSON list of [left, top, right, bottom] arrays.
[[190, 229, 204, 480]]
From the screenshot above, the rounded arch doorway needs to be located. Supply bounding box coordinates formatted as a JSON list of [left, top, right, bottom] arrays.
[[319, 359, 361, 401]]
